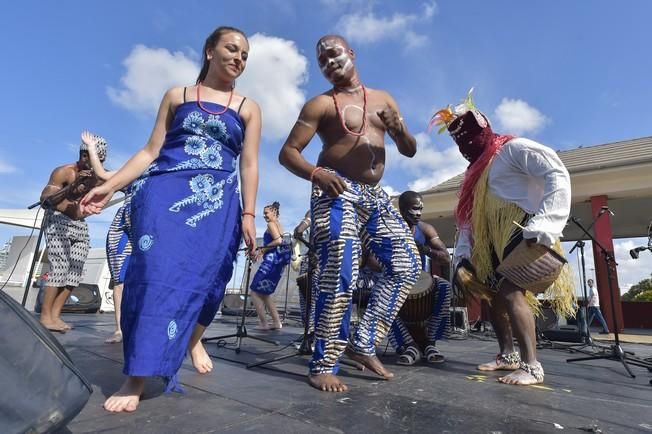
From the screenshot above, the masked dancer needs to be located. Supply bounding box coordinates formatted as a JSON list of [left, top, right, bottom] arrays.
[[431, 90, 574, 385]]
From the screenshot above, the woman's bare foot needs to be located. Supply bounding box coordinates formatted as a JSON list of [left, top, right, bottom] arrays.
[[55, 318, 73, 330], [308, 373, 348, 392], [104, 376, 145, 413], [189, 341, 213, 374], [40, 319, 67, 333], [269, 322, 283, 330], [105, 331, 123, 344], [498, 369, 543, 385], [344, 349, 394, 379]]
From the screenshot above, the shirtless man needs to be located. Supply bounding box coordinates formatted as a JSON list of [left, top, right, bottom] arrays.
[[38, 138, 104, 332], [279, 35, 421, 392]]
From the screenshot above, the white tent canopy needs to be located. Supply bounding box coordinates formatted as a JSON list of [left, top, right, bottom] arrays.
[[0, 208, 44, 230]]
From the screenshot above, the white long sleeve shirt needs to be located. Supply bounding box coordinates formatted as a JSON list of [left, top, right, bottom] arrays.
[[455, 137, 571, 260]]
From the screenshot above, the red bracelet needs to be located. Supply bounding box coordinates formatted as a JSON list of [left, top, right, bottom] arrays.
[[310, 166, 323, 182], [242, 211, 255, 218]]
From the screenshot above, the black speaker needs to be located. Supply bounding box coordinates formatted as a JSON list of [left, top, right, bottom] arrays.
[[34, 283, 102, 314], [542, 326, 583, 343], [0, 290, 92, 432]]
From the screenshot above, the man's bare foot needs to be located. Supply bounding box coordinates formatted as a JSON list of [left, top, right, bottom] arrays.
[[254, 325, 270, 331], [308, 373, 348, 392], [189, 341, 213, 374], [498, 368, 543, 385], [105, 330, 123, 344], [477, 354, 519, 371], [269, 322, 283, 330], [40, 320, 67, 333], [344, 349, 394, 379], [104, 376, 145, 413]]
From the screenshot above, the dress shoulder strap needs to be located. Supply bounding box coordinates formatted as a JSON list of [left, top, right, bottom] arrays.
[[237, 97, 247, 115], [183, 87, 188, 103]]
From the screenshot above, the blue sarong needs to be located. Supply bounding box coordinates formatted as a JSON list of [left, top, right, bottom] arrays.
[[250, 232, 291, 295], [121, 101, 245, 390], [106, 193, 132, 284]]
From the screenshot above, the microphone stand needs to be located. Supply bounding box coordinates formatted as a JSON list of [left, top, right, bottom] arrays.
[[566, 217, 652, 376], [247, 235, 363, 372], [247, 235, 315, 368], [202, 249, 280, 354]]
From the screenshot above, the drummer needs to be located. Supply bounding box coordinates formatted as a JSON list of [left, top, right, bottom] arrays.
[[384, 191, 452, 365]]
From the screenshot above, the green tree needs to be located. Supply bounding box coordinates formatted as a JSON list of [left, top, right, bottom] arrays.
[[622, 274, 652, 301]]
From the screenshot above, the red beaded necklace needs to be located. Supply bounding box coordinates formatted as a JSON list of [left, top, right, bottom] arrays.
[[196, 82, 234, 115], [332, 85, 368, 137]]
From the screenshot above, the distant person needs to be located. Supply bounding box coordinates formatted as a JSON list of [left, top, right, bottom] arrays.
[[38, 136, 103, 332], [250, 202, 291, 330], [587, 278, 610, 334]]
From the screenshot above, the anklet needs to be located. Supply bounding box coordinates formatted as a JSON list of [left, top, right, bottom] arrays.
[[518, 361, 544, 382], [497, 352, 521, 365]]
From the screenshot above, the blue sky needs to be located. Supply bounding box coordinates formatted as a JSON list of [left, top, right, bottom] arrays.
[[1, 0, 651, 291]]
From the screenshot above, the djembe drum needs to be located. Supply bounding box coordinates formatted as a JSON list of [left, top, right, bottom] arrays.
[[398, 271, 436, 349]]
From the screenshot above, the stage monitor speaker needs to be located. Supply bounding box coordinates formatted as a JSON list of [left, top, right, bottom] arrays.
[[34, 283, 102, 314], [0, 289, 92, 433], [536, 307, 559, 332], [542, 326, 583, 343], [450, 307, 469, 332]]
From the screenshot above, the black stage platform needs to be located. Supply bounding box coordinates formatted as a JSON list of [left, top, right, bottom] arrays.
[[52, 313, 652, 433]]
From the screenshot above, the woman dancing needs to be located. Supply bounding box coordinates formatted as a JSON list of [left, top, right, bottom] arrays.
[[250, 202, 291, 330], [81, 26, 261, 413]]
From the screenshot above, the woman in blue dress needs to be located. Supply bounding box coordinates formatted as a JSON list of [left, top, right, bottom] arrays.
[[250, 202, 291, 330], [81, 26, 261, 413]]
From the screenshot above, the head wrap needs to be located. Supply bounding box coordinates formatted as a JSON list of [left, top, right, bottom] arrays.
[[80, 134, 108, 162]]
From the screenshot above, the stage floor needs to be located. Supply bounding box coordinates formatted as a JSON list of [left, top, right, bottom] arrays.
[[54, 313, 652, 434]]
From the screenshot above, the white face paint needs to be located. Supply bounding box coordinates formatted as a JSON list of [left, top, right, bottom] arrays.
[[317, 40, 353, 81], [296, 119, 313, 129]]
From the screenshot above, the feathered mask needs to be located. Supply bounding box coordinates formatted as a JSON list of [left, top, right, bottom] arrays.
[[428, 87, 483, 134]]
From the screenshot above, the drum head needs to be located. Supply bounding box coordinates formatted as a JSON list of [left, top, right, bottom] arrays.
[[408, 271, 433, 297]]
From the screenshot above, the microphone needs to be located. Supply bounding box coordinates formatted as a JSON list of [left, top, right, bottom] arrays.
[[599, 206, 615, 216], [629, 246, 649, 259]]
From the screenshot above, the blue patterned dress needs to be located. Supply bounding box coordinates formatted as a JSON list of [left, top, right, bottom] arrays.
[[250, 231, 291, 295], [121, 100, 244, 390]]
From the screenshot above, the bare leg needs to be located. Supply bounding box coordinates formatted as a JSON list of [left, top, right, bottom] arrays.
[[498, 282, 544, 385], [103, 376, 145, 413], [264, 295, 282, 329], [250, 291, 269, 329], [188, 324, 213, 374], [478, 295, 519, 371], [52, 286, 73, 329], [308, 373, 348, 392], [40, 286, 66, 332], [106, 284, 123, 343]]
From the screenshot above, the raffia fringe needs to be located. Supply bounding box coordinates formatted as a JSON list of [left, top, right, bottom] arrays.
[[464, 162, 575, 318]]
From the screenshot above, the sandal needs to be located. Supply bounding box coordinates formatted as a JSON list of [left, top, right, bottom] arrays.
[[424, 345, 445, 364], [397, 346, 421, 366]]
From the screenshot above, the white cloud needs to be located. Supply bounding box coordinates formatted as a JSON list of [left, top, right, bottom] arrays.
[[386, 132, 467, 192], [494, 98, 548, 135], [336, 2, 437, 48], [237, 34, 308, 140], [0, 159, 18, 174], [381, 185, 401, 197], [107, 45, 199, 114], [107, 35, 308, 140]]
